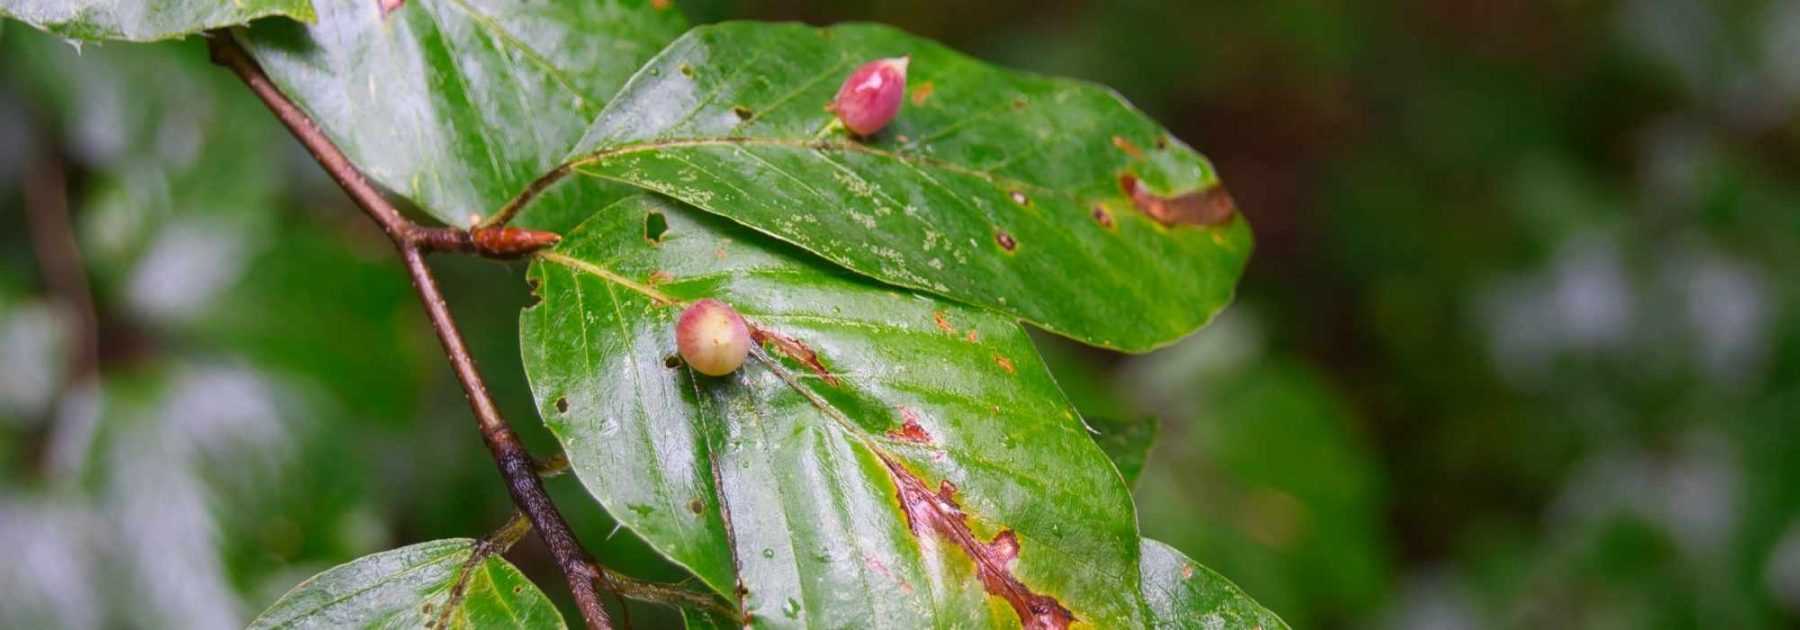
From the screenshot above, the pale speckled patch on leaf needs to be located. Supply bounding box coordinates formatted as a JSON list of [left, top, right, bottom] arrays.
[[521, 195, 1148, 628], [559, 21, 1253, 352]]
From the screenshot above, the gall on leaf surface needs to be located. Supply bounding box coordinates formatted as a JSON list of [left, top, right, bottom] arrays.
[[558, 22, 1251, 352], [520, 195, 1149, 628]]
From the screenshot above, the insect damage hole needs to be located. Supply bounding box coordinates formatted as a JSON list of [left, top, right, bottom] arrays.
[[663, 354, 683, 369], [554, 397, 569, 413], [644, 211, 670, 243], [732, 105, 754, 121], [994, 230, 1018, 252]]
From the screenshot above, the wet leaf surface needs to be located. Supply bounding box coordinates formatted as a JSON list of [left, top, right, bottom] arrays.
[[559, 22, 1251, 352], [1140, 539, 1288, 629], [0, 0, 313, 41], [520, 195, 1146, 628], [247, 538, 564, 629], [237, 0, 686, 229]]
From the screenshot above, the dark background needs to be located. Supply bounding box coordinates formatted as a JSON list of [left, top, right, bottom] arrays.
[[2, 1, 1797, 628]]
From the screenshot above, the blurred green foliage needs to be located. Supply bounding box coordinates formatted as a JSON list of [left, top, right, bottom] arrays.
[[2, 1, 1798, 628]]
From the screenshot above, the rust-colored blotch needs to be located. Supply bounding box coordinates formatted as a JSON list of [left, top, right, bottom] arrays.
[[1119, 174, 1237, 227]]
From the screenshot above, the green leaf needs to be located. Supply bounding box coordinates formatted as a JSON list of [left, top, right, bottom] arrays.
[[0, 0, 313, 41], [1139, 539, 1288, 629], [559, 22, 1250, 352], [247, 539, 564, 629], [237, 0, 686, 229], [1088, 415, 1157, 489], [521, 194, 1147, 627]]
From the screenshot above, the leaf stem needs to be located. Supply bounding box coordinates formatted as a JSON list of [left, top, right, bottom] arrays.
[[482, 162, 571, 229], [208, 31, 612, 630]]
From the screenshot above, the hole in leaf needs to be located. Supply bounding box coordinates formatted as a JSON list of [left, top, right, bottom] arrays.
[[664, 354, 683, 369], [733, 105, 754, 120], [678, 63, 694, 78], [644, 212, 669, 243], [554, 397, 569, 413], [994, 230, 1017, 252]]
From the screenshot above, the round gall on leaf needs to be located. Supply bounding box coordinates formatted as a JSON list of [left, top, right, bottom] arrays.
[[676, 299, 751, 376], [829, 56, 908, 136]]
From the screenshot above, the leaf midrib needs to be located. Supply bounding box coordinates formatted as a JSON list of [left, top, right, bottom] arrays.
[[535, 251, 1126, 623]]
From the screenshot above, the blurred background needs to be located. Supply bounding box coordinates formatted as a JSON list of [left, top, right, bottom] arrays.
[[2, 1, 1797, 628]]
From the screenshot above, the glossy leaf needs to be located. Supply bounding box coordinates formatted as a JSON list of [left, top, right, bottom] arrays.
[[1088, 415, 1157, 489], [247, 539, 563, 629], [521, 195, 1147, 627], [559, 22, 1251, 352], [0, 0, 312, 41], [1140, 539, 1288, 629], [237, 0, 685, 229]]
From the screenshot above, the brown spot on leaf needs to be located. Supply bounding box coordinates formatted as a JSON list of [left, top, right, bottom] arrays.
[[732, 105, 753, 120], [1180, 564, 1195, 580], [933, 311, 955, 334], [678, 63, 694, 78], [986, 530, 1021, 565], [880, 455, 1075, 629], [888, 407, 934, 444], [1155, 135, 1171, 150], [647, 270, 674, 286], [994, 354, 1016, 374], [1118, 174, 1237, 227], [1111, 135, 1145, 160], [554, 397, 569, 413], [689, 498, 705, 514], [525, 276, 542, 307], [1011, 97, 1027, 110], [965, 329, 979, 343], [994, 231, 1017, 252], [651, 0, 671, 9], [1091, 205, 1114, 229], [911, 80, 935, 106], [750, 325, 839, 386]]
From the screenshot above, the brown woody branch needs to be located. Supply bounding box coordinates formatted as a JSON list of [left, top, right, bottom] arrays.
[[22, 155, 98, 393], [206, 32, 609, 630]]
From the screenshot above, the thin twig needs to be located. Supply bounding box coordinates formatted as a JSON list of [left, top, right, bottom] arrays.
[[21, 155, 98, 391], [207, 32, 610, 630], [595, 564, 742, 621], [481, 162, 571, 229]]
